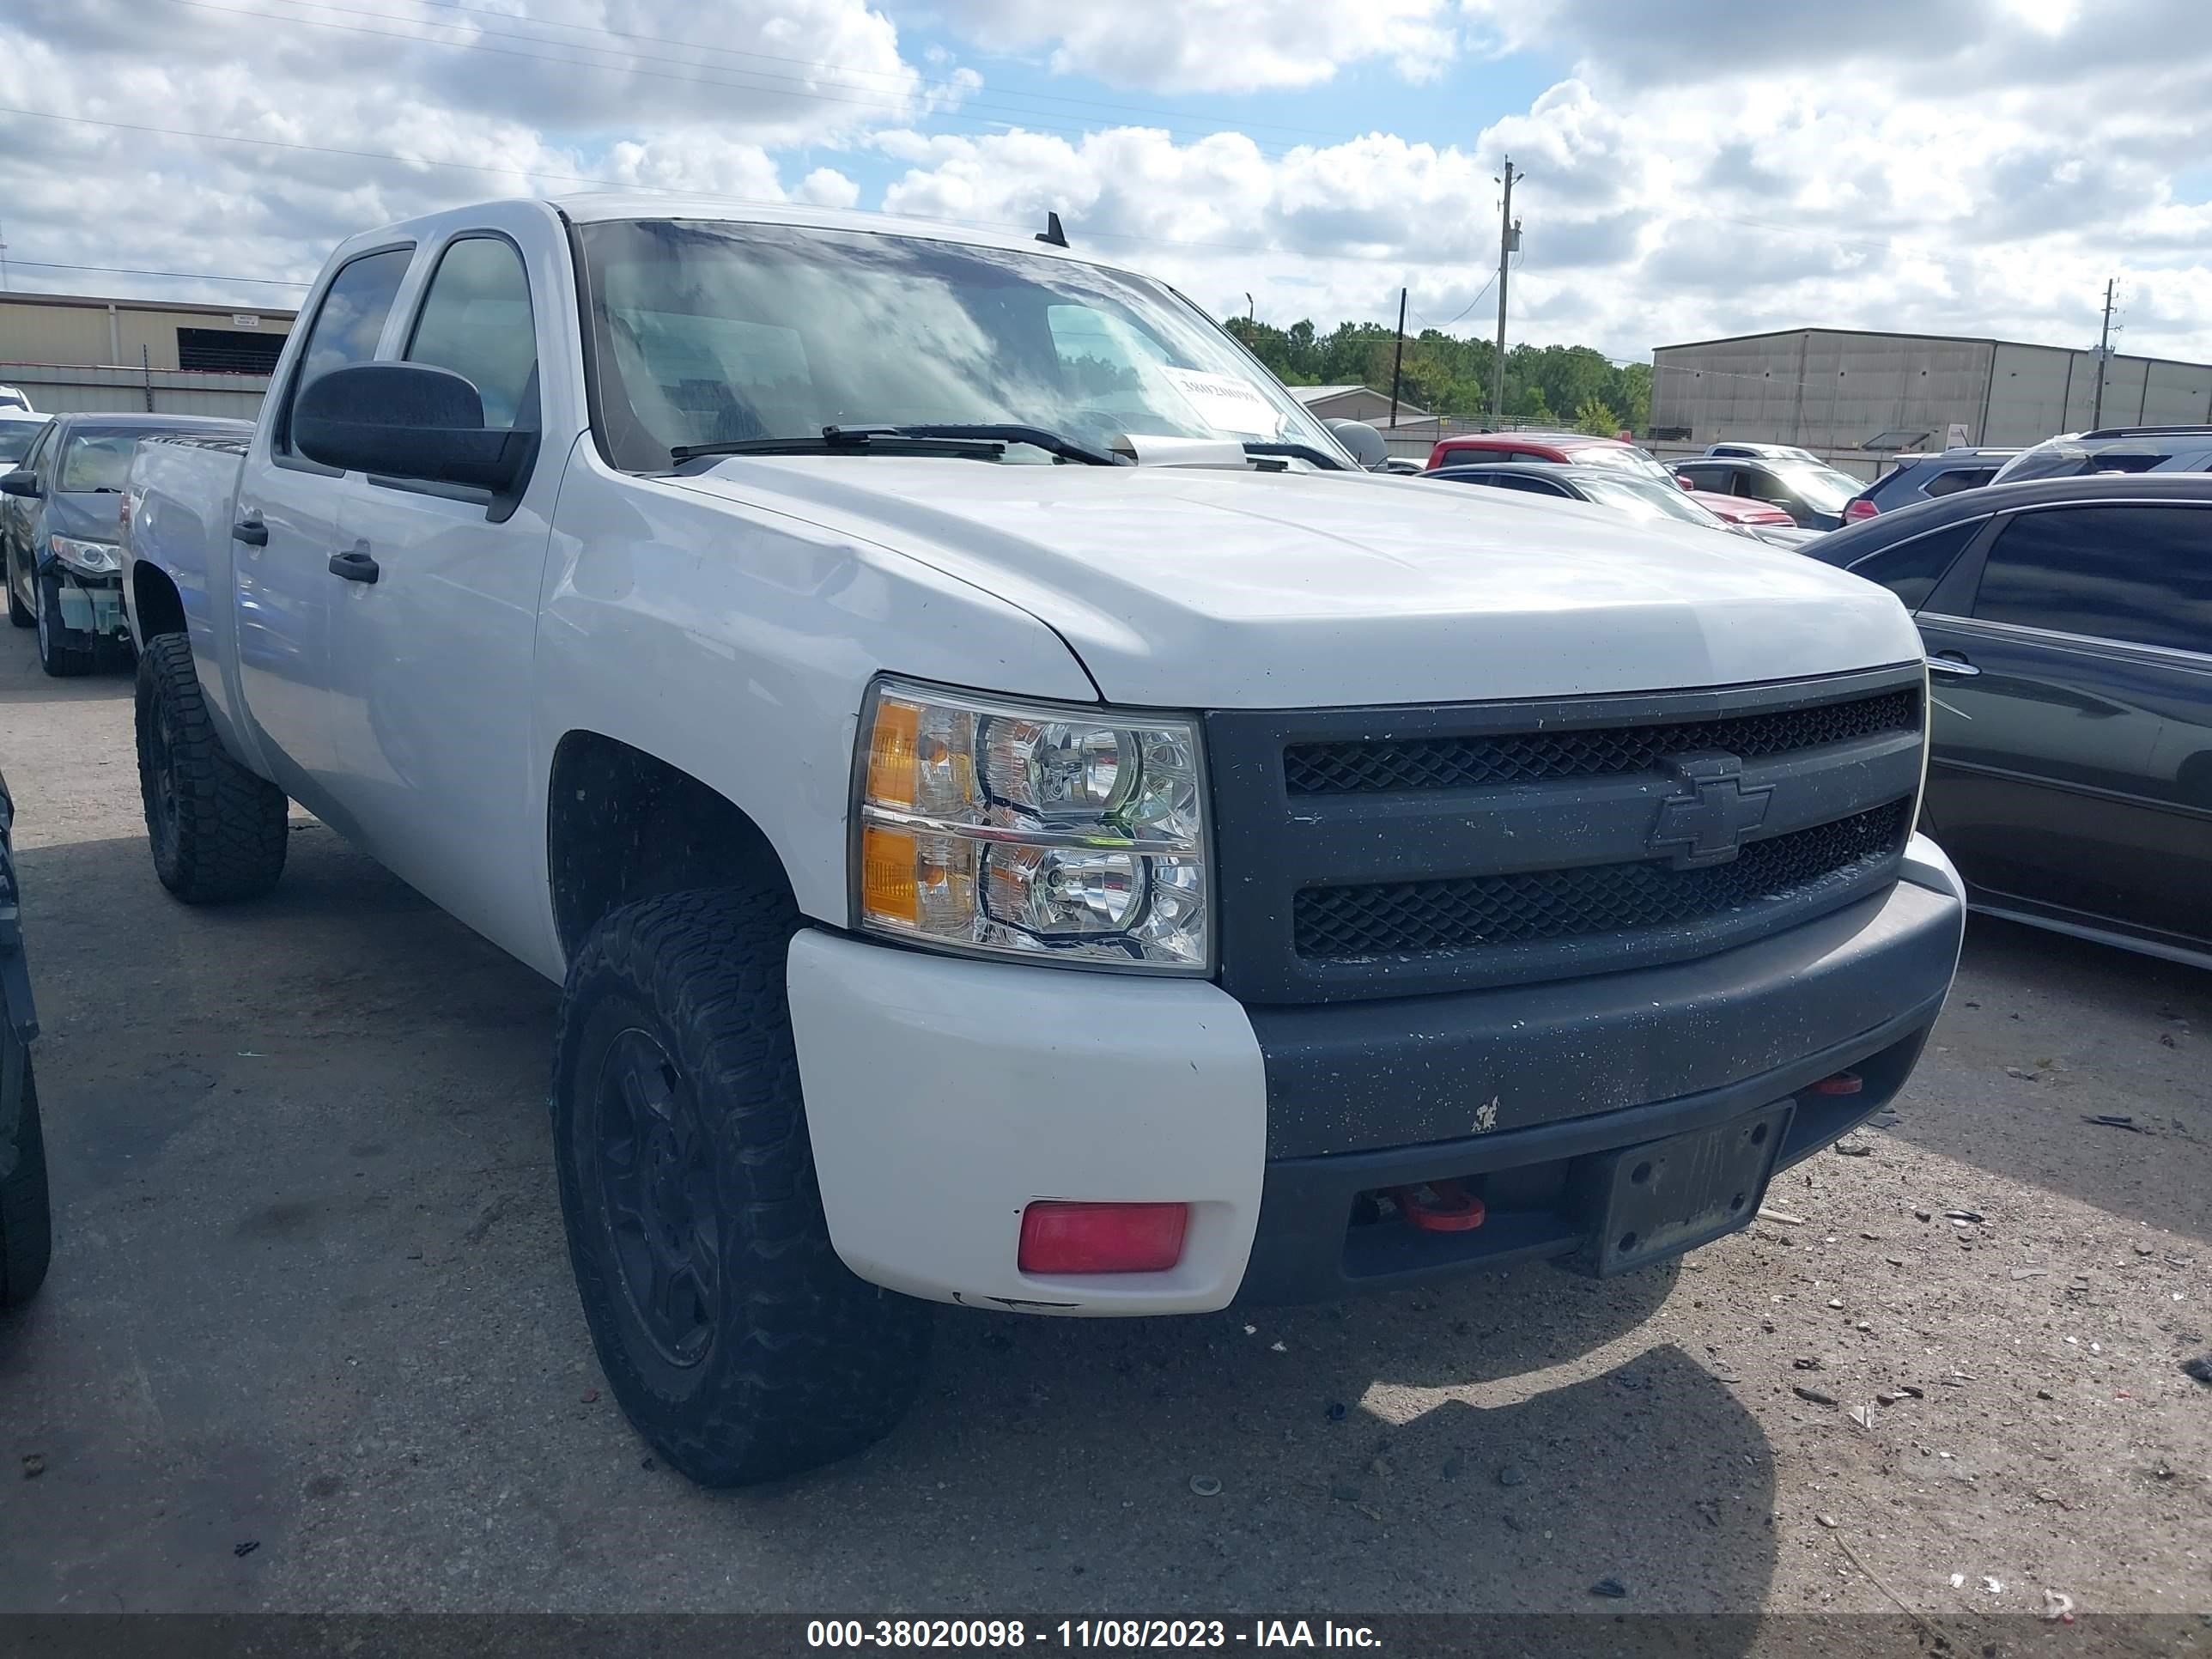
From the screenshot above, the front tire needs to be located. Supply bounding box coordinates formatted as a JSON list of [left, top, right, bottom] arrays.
[[34, 571, 93, 678], [135, 633, 289, 902], [0, 1018, 52, 1309], [552, 887, 931, 1486]]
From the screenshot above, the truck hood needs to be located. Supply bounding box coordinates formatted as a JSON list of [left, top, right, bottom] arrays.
[[668, 459, 1925, 708]]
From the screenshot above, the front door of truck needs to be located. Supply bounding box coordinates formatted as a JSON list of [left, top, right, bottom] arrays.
[[234, 243, 415, 822], [321, 227, 557, 950]]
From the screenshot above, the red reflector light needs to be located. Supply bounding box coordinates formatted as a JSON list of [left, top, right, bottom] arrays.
[[1844, 500, 1879, 521], [1809, 1069, 1864, 1096], [1018, 1201, 1188, 1274]]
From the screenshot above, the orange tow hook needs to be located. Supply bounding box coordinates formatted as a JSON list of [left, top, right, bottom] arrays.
[[1389, 1180, 1486, 1233]]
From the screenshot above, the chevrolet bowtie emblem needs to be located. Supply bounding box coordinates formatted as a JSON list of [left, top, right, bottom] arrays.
[[1649, 753, 1771, 869]]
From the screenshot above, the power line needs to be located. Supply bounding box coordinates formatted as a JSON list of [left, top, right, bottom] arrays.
[[0, 256, 312, 289], [1435, 271, 1497, 329]]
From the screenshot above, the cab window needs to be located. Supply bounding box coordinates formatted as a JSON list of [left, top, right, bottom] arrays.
[[404, 236, 539, 431], [280, 246, 415, 457]]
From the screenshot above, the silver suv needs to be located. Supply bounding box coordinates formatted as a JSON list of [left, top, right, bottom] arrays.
[[1991, 424, 2212, 484]]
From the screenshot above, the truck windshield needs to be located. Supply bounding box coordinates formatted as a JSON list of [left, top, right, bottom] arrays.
[[576, 219, 1347, 472]]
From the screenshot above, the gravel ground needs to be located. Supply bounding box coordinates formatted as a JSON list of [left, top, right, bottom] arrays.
[[1, 638, 2206, 1629]]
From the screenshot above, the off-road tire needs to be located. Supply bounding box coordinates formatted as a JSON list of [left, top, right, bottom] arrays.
[[135, 633, 289, 902], [0, 1019, 52, 1309], [552, 887, 932, 1486], [6, 553, 31, 629], [34, 571, 93, 678]]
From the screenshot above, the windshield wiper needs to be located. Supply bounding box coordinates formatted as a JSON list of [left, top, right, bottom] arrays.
[[852, 423, 1124, 467], [671, 423, 1125, 468], [672, 428, 1006, 465], [1239, 441, 1350, 471]]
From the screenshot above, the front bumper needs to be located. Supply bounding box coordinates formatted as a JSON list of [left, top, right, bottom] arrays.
[[788, 834, 1965, 1315], [40, 559, 127, 639]]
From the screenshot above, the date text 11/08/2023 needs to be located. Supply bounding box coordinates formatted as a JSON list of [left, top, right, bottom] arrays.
[[805, 1620, 1382, 1649]]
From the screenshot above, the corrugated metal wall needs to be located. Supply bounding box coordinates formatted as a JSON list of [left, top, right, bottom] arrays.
[[0, 362, 270, 419], [0, 295, 291, 374], [0, 295, 289, 417], [1653, 330, 2212, 449]]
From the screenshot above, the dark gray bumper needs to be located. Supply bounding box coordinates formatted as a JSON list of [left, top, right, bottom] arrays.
[[1237, 870, 1963, 1303]]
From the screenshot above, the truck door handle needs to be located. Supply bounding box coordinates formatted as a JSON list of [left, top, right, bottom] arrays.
[[328, 549, 380, 584], [1927, 653, 1979, 678], [233, 518, 268, 547]]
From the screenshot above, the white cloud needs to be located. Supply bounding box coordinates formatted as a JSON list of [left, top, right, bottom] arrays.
[[0, 0, 933, 307], [927, 0, 1459, 92], [796, 166, 863, 208], [871, 3, 2212, 367], [0, 0, 2208, 376]]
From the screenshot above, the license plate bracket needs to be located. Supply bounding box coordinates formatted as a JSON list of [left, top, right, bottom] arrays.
[[1575, 1101, 1795, 1277]]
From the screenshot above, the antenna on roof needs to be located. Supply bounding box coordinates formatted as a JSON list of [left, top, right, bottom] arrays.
[[1035, 211, 1068, 249]]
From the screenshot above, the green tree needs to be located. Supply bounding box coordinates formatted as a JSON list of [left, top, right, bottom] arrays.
[[1223, 307, 1646, 433], [1574, 398, 1622, 438]]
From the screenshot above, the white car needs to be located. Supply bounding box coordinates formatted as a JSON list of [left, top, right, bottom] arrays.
[[0, 409, 46, 471], [120, 195, 1966, 1485], [1705, 440, 1822, 464]]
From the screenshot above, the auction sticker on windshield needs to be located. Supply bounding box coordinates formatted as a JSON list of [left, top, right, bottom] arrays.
[[1157, 368, 1282, 437]]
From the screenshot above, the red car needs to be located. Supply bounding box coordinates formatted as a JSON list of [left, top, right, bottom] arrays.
[[1424, 430, 1680, 488], [1681, 489, 1796, 531]]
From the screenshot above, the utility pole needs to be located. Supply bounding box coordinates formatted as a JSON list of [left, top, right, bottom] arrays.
[[1389, 287, 1407, 428], [2090, 276, 2116, 430], [1489, 158, 1523, 430]]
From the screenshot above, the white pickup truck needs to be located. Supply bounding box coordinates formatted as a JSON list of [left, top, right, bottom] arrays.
[[121, 195, 1965, 1486]]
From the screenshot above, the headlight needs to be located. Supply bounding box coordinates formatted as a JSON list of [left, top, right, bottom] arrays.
[[49, 535, 120, 576], [852, 678, 1210, 972]]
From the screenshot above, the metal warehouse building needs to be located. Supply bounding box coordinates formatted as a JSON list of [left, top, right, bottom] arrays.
[[0, 290, 295, 417], [1650, 327, 2212, 453]]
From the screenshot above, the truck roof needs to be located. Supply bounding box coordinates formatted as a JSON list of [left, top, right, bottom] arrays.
[[337, 193, 1121, 277]]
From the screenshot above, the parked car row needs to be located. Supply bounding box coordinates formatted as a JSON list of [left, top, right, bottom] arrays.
[[1411, 427, 1864, 535], [1420, 461, 1815, 548], [2, 410, 253, 676]]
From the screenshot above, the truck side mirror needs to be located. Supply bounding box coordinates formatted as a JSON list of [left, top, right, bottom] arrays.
[[0, 469, 40, 500], [1324, 419, 1389, 469], [294, 363, 531, 494]]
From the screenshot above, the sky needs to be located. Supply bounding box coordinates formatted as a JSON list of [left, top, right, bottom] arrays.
[[2, 0, 2209, 367]]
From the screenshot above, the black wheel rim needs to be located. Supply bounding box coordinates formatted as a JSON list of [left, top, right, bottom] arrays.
[[145, 694, 181, 865], [593, 1028, 720, 1369]]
